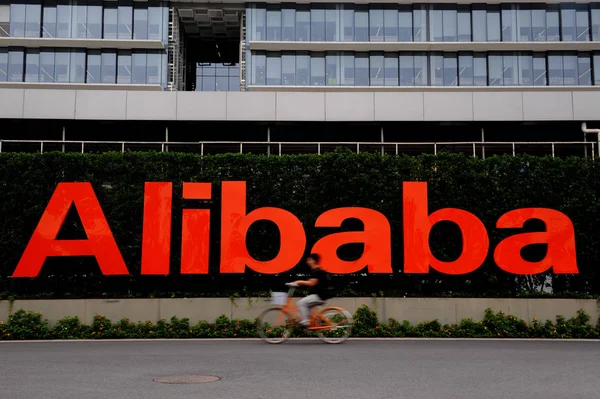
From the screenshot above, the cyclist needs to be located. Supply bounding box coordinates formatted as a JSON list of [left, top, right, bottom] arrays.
[[293, 253, 332, 327]]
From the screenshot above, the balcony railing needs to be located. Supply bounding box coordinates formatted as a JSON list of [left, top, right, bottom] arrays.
[[0, 140, 595, 158]]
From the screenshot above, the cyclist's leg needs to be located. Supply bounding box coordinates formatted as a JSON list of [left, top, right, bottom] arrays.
[[297, 295, 322, 326]]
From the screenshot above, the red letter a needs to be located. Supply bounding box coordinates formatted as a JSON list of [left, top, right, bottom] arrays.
[[12, 182, 129, 277], [403, 182, 489, 275]]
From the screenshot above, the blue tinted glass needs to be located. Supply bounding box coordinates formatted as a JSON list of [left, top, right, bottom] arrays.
[[267, 52, 281, 84], [548, 54, 563, 85], [473, 54, 487, 85], [71, 0, 86, 38], [10, 4, 25, 37], [341, 52, 354, 85], [547, 5, 560, 41], [429, 6, 443, 41], [54, 49, 69, 82], [398, 6, 412, 41], [370, 8, 383, 42], [282, 7, 295, 41], [459, 53, 473, 85], [103, 6, 118, 39], [563, 54, 577, 85], [326, 52, 339, 85], [384, 53, 398, 85], [355, 53, 369, 85], [117, 50, 131, 84], [118, 3, 133, 39], [532, 6, 546, 41], [354, 6, 368, 41], [88, 2, 102, 39], [148, 6, 163, 41], [341, 6, 354, 41], [443, 53, 457, 85], [501, 5, 517, 41], [296, 53, 310, 85], [325, 6, 339, 41], [282, 53, 295, 84], [442, 6, 457, 42], [7, 49, 24, 81], [370, 53, 383, 85], [252, 52, 265, 85], [578, 53, 592, 85], [503, 52, 517, 85], [39, 49, 54, 82], [413, 5, 427, 42], [518, 53, 533, 85], [86, 50, 101, 83], [430, 53, 443, 85], [311, 53, 325, 85], [42, 1, 57, 38], [56, 1, 71, 38], [517, 7, 532, 41], [576, 4, 590, 41], [0, 49, 6, 82], [384, 8, 398, 41], [296, 6, 310, 41], [267, 6, 281, 41], [414, 53, 428, 85], [458, 6, 471, 41], [592, 5, 600, 40], [147, 52, 161, 85], [70, 50, 85, 83], [533, 54, 547, 85], [472, 7, 487, 41], [25, 49, 39, 82], [488, 54, 503, 85], [561, 4, 576, 41], [487, 6, 501, 42], [399, 52, 414, 85], [132, 51, 146, 84], [134, 5, 149, 40], [25, 3, 41, 37], [101, 50, 116, 83], [311, 8, 325, 41]]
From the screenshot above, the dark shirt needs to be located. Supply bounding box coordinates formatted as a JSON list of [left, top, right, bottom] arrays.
[[309, 268, 329, 299]]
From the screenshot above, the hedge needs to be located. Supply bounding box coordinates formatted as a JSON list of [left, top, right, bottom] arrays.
[[2, 306, 599, 340], [1, 151, 599, 299]]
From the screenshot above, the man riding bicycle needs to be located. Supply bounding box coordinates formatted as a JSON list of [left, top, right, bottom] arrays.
[[292, 253, 334, 327]]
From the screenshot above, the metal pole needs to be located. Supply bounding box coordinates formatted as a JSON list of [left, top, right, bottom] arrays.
[[434, 143, 437, 155], [161, 142, 165, 152], [62, 126, 66, 153], [318, 143, 321, 155], [40, 141, 44, 153], [0, 140, 2, 153], [81, 142, 84, 153], [165, 126, 169, 153], [278, 142, 281, 156], [395, 143, 398, 155], [240, 142, 243, 154], [267, 126, 271, 156], [551, 143, 555, 158], [472, 142, 476, 157], [356, 143, 360, 154], [584, 128, 588, 158], [512, 142, 515, 156], [381, 126, 384, 156], [481, 127, 485, 159], [593, 142, 595, 159], [121, 142, 125, 153], [201, 143, 204, 156]]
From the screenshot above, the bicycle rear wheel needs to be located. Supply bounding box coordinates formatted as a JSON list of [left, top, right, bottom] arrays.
[[257, 307, 294, 344], [315, 308, 353, 344]]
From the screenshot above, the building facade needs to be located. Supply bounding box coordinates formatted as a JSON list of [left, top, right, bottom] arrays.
[[0, 0, 600, 156]]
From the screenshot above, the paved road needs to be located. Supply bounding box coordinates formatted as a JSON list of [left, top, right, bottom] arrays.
[[1, 339, 599, 399]]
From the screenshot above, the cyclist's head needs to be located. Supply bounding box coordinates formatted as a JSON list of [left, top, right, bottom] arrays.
[[306, 253, 321, 269]]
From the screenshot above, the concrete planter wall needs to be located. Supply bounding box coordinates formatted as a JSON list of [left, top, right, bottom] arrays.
[[1, 298, 598, 326]]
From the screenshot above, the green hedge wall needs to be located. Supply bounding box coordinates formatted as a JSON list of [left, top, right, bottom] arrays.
[[0, 151, 599, 299]]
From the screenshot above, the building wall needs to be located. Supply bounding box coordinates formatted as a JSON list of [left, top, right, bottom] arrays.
[[0, 88, 599, 121], [1, 297, 598, 326]]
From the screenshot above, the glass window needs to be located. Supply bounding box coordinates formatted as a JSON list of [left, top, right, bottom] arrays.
[[370, 53, 383, 85], [282, 53, 295, 85], [370, 8, 384, 42], [86, 50, 100, 83], [132, 51, 147, 84], [39, 49, 54, 82], [251, 6, 265, 41], [355, 53, 369, 85], [518, 53, 533, 85], [101, 50, 116, 83], [148, 5, 164, 42], [579, 53, 592, 86], [340, 52, 354, 85], [326, 52, 339, 85], [296, 6, 310, 41], [399, 52, 414, 85], [563, 53, 577, 85], [311, 7, 325, 41], [517, 6, 532, 41], [54, 49, 69, 82], [70, 50, 85, 83], [503, 52, 518, 85], [71, 0, 86, 38], [216, 75, 228, 91], [531, 6, 545, 41], [354, 5, 368, 41], [134, 4, 149, 40], [576, 4, 590, 41], [429, 6, 443, 41], [430, 53, 443, 85], [594, 54, 600, 85], [229, 75, 239, 92], [414, 53, 428, 85], [0, 5, 8, 37], [203, 75, 215, 91], [117, 50, 131, 84], [267, 6, 281, 41], [472, 6, 487, 41], [384, 53, 398, 85], [25, 3, 41, 37], [87, 1, 101, 39], [487, 6, 501, 42], [592, 4, 600, 41], [103, 6, 117, 40], [458, 53, 473, 86], [42, 0, 57, 38], [147, 52, 161, 85], [325, 6, 339, 41], [252, 52, 265, 85], [501, 4, 517, 42], [118, 3, 133, 40], [547, 5, 560, 41], [474, 53, 487, 85], [533, 53, 547, 85], [560, 4, 576, 41], [457, 6, 471, 41], [548, 54, 563, 85], [384, 7, 398, 41], [413, 5, 427, 42], [266, 52, 281, 85], [341, 5, 354, 41], [10, 4, 25, 37], [296, 53, 310, 85], [25, 49, 39, 82], [443, 53, 458, 86], [398, 5, 412, 41], [56, 0, 71, 38], [442, 6, 457, 42], [488, 54, 503, 85], [0, 49, 6, 82], [7, 49, 24, 82], [311, 53, 325, 85], [282, 7, 295, 41]]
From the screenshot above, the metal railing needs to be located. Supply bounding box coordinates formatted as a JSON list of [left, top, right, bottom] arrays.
[[0, 140, 595, 158]]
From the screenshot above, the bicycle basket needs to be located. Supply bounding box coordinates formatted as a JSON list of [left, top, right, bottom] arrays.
[[271, 292, 287, 306]]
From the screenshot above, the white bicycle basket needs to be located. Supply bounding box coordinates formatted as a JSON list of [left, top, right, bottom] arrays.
[[271, 292, 287, 306]]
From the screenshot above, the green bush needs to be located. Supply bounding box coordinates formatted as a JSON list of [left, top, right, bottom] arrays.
[[0, 152, 599, 299], [3, 306, 599, 340]]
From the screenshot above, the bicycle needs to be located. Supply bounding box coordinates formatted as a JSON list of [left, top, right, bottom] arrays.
[[257, 282, 353, 344]]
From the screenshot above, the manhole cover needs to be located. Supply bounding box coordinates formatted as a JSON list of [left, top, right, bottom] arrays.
[[153, 375, 221, 384]]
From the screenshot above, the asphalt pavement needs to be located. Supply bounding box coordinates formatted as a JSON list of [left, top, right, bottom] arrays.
[[1, 339, 599, 399]]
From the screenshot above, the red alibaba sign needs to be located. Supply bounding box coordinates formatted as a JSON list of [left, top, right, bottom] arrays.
[[12, 181, 578, 278]]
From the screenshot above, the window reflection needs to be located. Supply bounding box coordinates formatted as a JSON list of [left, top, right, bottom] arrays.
[[399, 52, 414, 85], [25, 49, 39, 82], [7, 49, 24, 82], [369, 8, 383, 42], [369, 53, 383, 85], [296, 53, 309, 85], [578, 53, 592, 86], [86, 49, 101, 83], [326, 51, 339, 85], [117, 50, 131, 84], [310, 52, 325, 85], [39, 49, 54, 82], [0, 49, 8, 82], [341, 52, 354, 85], [355, 52, 368, 85], [384, 7, 398, 42], [266, 52, 281, 85], [459, 53, 473, 85], [384, 53, 398, 85], [282, 53, 295, 85], [398, 6, 412, 41]]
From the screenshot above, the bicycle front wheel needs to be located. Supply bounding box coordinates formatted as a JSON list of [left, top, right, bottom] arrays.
[[257, 307, 294, 344], [315, 307, 353, 344]]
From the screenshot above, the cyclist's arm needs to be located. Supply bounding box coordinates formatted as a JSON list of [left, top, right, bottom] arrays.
[[294, 278, 318, 287]]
